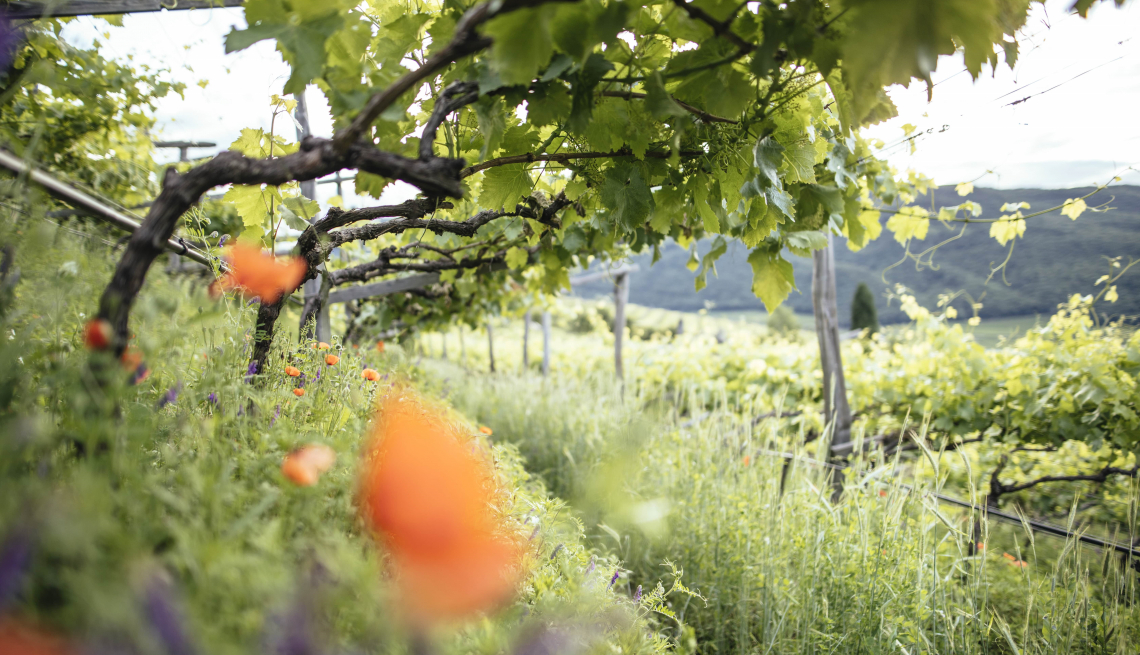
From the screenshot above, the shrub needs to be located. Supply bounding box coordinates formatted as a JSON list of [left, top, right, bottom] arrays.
[[851, 282, 879, 334], [765, 304, 799, 333]]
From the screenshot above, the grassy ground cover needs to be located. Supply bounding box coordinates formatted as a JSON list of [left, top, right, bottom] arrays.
[[0, 219, 669, 655], [425, 362, 1140, 655]]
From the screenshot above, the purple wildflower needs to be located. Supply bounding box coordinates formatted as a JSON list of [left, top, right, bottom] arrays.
[[607, 569, 619, 590], [270, 404, 281, 427], [207, 392, 219, 405], [0, 529, 33, 613], [143, 574, 198, 655], [246, 296, 261, 306], [549, 544, 563, 561], [157, 383, 182, 409], [584, 555, 595, 576], [634, 585, 642, 602], [217, 234, 228, 247], [528, 524, 540, 541], [244, 360, 258, 382], [129, 363, 150, 386]]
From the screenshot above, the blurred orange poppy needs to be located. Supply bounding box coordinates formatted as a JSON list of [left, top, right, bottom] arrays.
[[282, 444, 337, 487], [325, 354, 340, 366], [359, 390, 524, 623], [285, 366, 301, 377], [478, 425, 493, 435], [1002, 552, 1015, 561], [376, 340, 385, 353], [742, 455, 751, 467], [293, 388, 306, 397], [313, 342, 331, 350], [0, 619, 72, 655], [83, 319, 112, 350], [362, 368, 381, 381], [210, 243, 306, 304]]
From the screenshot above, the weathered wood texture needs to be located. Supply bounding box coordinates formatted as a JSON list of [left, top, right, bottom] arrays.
[[5, 0, 244, 19]]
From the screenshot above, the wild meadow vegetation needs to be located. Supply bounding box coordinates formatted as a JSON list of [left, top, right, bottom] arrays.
[[2, 0, 1140, 653]]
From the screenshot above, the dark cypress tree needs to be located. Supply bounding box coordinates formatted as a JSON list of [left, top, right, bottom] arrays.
[[851, 282, 879, 334]]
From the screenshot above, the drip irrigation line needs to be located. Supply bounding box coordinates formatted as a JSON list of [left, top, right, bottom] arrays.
[[0, 148, 226, 272], [753, 448, 1140, 560]]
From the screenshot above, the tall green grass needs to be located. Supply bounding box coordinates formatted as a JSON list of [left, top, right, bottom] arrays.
[[424, 362, 1140, 655]]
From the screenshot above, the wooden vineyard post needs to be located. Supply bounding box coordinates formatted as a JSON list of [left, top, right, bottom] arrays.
[[614, 271, 629, 380], [522, 308, 531, 371], [295, 92, 331, 343], [541, 311, 551, 376], [812, 235, 853, 455], [459, 326, 467, 368], [487, 322, 496, 373]]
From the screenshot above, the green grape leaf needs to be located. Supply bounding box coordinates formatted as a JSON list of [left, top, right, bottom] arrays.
[[753, 136, 784, 189], [748, 246, 797, 311], [506, 247, 530, 270], [484, 6, 556, 86], [694, 235, 727, 292], [224, 184, 270, 229], [600, 162, 654, 229], [645, 71, 687, 119], [885, 207, 930, 244], [479, 165, 533, 210], [282, 195, 320, 222]]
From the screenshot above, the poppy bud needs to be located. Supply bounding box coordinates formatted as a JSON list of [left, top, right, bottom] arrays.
[[84, 319, 113, 350], [282, 444, 336, 486]]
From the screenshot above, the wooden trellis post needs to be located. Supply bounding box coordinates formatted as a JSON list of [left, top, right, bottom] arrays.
[[486, 322, 495, 373], [522, 308, 531, 371], [294, 93, 331, 343], [613, 270, 629, 380], [541, 311, 551, 376], [812, 235, 853, 454]]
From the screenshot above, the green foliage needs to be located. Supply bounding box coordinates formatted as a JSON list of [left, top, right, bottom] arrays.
[[851, 281, 878, 334], [429, 361, 1140, 655], [0, 19, 184, 206], [0, 209, 671, 655]]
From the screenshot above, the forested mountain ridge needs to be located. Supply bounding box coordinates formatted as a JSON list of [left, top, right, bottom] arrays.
[[574, 186, 1140, 324]]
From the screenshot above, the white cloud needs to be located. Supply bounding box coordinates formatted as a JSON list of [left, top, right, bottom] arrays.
[[863, 0, 1140, 189]]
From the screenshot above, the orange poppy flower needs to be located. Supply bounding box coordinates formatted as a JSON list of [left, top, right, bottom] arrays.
[[210, 243, 307, 304], [285, 366, 301, 377], [358, 390, 524, 623], [362, 368, 381, 381], [976, 542, 985, 550], [1002, 552, 1015, 561], [325, 354, 340, 366], [878, 489, 888, 498], [293, 388, 306, 397], [0, 620, 73, 655], [742, 455, 751, 466], [478, 426, 493, 436], [83, 319, 113, 350], [376, 340, 385, 353], [313, 342, 331, 350], [281, 444, 337, 487]]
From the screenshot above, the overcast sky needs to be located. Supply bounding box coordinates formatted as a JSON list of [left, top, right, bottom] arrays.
[[62, 0, 1140, 208]]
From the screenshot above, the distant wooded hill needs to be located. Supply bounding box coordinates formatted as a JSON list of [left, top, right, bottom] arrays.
[[572, 186, 1140, 325]]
